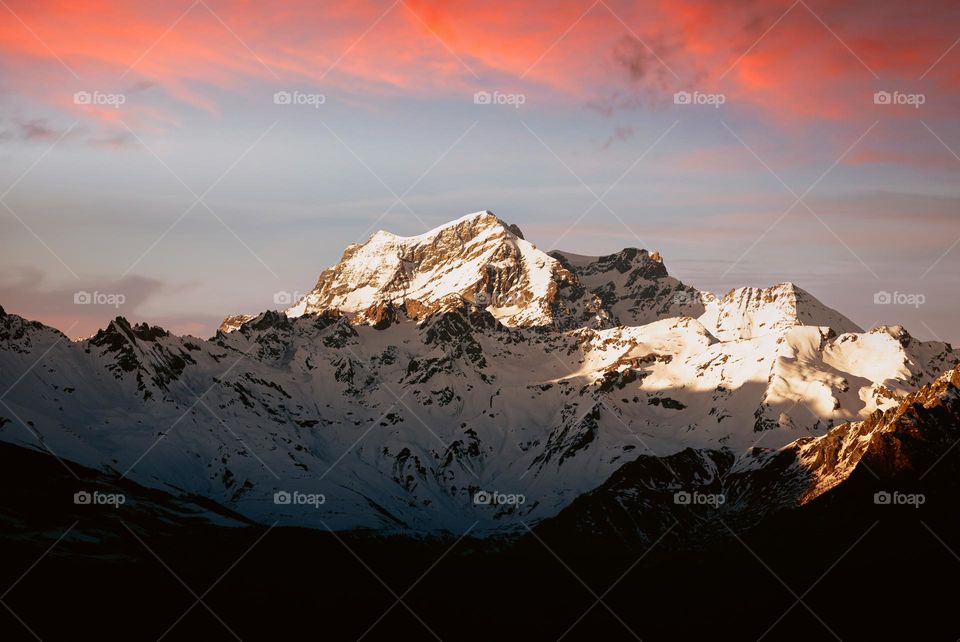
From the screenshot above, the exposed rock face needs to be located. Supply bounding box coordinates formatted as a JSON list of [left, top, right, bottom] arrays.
[[218, 314, 256, 334], [533, 364, 960, 549], [549, 247, 712, 327], [796, 362, 960, 497]]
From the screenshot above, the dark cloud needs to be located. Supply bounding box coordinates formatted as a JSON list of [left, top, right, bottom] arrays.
[[586, 35, 689, 119], [612, 35, 684, 89], [0, 118, 83, 143], [3, 119, 64, 142], [613, 37, 657, 84], [125, 80, 156, 94], [0, 118, 135, 149], [19, 120, 58, 141], [600, 125, 635, 150]]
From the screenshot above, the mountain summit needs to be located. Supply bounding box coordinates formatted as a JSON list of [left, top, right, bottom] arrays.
[[284, 211, 584, 327]]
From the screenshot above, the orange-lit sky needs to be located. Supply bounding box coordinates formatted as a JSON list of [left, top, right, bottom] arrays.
[[1, 0, 959, 341]]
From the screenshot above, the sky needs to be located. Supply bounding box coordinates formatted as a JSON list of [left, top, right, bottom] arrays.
[[0, 0, 958, 343]]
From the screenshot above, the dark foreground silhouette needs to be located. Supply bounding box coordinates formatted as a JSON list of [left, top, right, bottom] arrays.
[[1, 434, 957, 641]]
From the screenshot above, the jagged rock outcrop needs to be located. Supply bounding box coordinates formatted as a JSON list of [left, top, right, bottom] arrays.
[[533, 364, 960, 549], [219, 314, 256, 334]]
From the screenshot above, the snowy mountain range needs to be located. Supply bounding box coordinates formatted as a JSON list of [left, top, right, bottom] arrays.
[[1, 211, 956, 536]]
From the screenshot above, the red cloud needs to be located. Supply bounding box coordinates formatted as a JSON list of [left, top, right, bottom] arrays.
[[1, 0, 958, 127]]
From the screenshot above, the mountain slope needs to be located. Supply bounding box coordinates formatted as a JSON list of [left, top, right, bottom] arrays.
[[1, 212, 956, 536], [532, 363, 960, 550]]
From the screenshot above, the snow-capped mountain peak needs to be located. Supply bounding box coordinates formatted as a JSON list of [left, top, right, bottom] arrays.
[[699, 281, 862, 341], [283, 210, 582, 328]]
